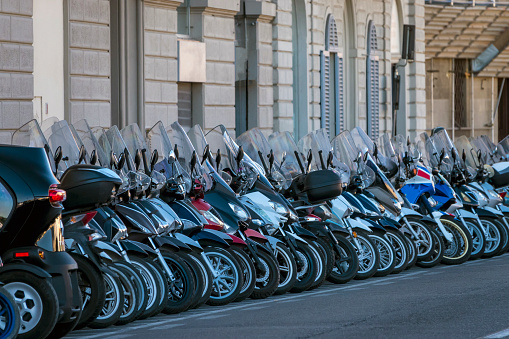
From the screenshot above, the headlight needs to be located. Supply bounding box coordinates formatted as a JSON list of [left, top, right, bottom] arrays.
[[88, 232, 106, 242], [488, 190, 501, 200], [288, 210, 298, 221], [252, 219, 265, 226], [228, 203, 249, 220], [201, 210, 224, 226], [268, 201, 288, 215], [460, 192, 471, 202]]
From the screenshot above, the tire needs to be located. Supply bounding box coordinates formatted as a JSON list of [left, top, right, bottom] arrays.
[[178, 252, 207, 309], [251, 249, 279, 299], [463, 219, 486, 260], [88, 271, 124, 329], [370, 232, 397, 277], [440, 215, 472, 265], [481, 217, 505, 258], [108, 264, 140, 326], [128, 256, 166, 319], [273, 243, 297, 295], [314, 237, 334, 279], [308, 241, 327, 290], [350, 230, 379, 280], [229, 247, 256, 302], [416, 227, 444, 268], [1, 271, 59, 339], [204, 247, 243, 306], [290, 243, 318, 293], [70, 254, 105, 330], [46, 312, 82, 339], [404, 233, 418, 269], [384, 229, 409, 274], [144, 258, 169, 315], [158, 251, 196, 314], [401, 217, 434, 261], [111, 261, 147, 322], [327, 232, 359, 284], [0, 286, 20, 339], [494, 218, 509, 255], [186, 252, 213, 308]]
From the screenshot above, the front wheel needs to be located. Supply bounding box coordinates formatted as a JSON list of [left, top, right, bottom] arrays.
[[463, 219, 486, 260], [350, 230, 379, 280], [327, 232, 359, 284], [370, 232, 396, 277], [204, 247, 243, 306], [1, 271, 59, 339], [440, 216, 472, 265], [401, 217, 434, 261], [481, 217, 504, 258], [251, 250, 279, 299], [384, 229, 409, 274], [415, 227, 444, 268], [273, 243, 297, 295], [290, 243, 318, 293], [229, 247, 256, 302]]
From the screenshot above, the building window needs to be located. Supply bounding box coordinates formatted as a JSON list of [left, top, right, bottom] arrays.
[[177, 0, 191, 36], [320, 14, 344, 137], [178, 82, 192, 131], [367, 20, 380, 140], [454, 59, 467, 128]]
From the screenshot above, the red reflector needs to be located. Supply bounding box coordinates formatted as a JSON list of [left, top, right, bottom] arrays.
[[49, 184, 66, 207], [82, 211, 97, 226], [500, 192, 507, 198], [15, 252, 29, 258]]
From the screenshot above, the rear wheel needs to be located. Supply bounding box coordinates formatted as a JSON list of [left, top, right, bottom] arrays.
[[327, 232, 359, 284], [1, 272, 58, 339], [70, 254, 105, 330], [273, 243, 297, 295]]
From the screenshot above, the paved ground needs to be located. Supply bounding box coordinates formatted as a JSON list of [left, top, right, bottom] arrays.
[[66, 253, 509, 339]]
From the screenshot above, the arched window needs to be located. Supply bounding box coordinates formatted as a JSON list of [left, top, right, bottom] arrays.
[[320, 14, 344, 136], [366, 21, 380, 140]]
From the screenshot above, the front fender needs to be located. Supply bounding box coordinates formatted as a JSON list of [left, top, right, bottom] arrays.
[[92, 241, 124, 262], [172, 233, 203, 252], [292, 225, 317, 240], [476, 207, 502, 219], [286, 232, 309, 247], [118, 239, 150, 257], [244, 229, 268, 243], [456, 209, 478, 220], [266, 235, 284, 252], [349, 218, 372, 232], [0, 263, 52, 279]]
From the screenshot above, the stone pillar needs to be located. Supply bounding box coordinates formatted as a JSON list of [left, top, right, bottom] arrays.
[[189, 0, 240, 134], [144, 0, 182, 129], [0, 0, 34, 143], [65, 0, 111, 127], [407, 0, 426, 139], [272, 0, 293, 133], [243, 0, 276, 135]]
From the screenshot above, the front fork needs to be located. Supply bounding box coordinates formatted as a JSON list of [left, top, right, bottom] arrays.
[[415, 196, 454, 243], [236, 231, 267, 275], [343, 218, 365, 257], [148, 237, 176, 282]]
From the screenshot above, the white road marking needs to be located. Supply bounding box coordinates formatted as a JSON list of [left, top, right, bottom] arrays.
[[484, 327, 509, 338]]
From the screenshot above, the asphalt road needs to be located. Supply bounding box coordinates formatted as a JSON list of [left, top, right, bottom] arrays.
[[66, 253, 509, 339]]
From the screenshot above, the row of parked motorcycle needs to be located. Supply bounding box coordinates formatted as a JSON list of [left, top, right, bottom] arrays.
[[0, 116, 508, 339]]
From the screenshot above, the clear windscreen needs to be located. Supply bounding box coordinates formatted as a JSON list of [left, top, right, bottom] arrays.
[[268, 131, 305, 178], [106, 126, 136, 175], [120, 124, 149, 163], [331, 130, 374, 187], [146, 121, 192, 191], [168, 121, 212, 191], [379, 133, 397, 162], [454, 135, 479, 176], [415, 139, 430, 168], [427, 130, 453, 174], [11, 119, 56, 173], [471, 136, 492, 165], [73, 119, 110, 168], [350, 127, 375, 154], [45, 120, 82, 177], [499, 135, 509, 155]]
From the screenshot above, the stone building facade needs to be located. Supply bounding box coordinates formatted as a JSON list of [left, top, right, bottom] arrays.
[[0, 0, 429, 144]]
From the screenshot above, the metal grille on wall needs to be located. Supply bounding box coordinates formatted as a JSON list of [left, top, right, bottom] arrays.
[[454, 59, 467, 128], [367, 21, 380, 140], [321, 14, 344, 137]]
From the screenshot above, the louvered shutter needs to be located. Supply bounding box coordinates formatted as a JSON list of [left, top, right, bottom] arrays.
[[336, 54, 344, 133], [320, 51, 331, 133], [367, 21, 380, 140]]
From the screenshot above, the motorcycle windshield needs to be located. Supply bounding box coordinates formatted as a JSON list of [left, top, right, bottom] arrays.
[[106, 126, 137, 175], [168, 121, 212, 192], [11, 119, 56, 173], [499, 135, 509, 155], [481, 134, 507, 160], [379, 133, 397, 162], [331, 130, 374, 187], [146, 121, 192, 190], [454, 135, 479, 176], [298, 129, 350, 185], [268, 131, 305, 178], [429, 129, 455, 174], [73, 119, 109, 168], [45, 120, 82, 177], [120, 124, 149, 163], [206, 125, 259, 191], [415, 139, 431, 168], [236, 128, 292, 190]]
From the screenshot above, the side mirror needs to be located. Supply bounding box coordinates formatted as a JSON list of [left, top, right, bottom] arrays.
[[236, 146, 244, 167], [373, 143, 378, 159], [462, 149, 466, 163], [407, 136, 411, 147], [306, 149, 313, 173], [451, 148, 457, 161], [439, 149, 445, 164], [269, 150, 275, 172], [281, 151, 287, 166], [355, 151, 362, 163], [221, 170, 232, 185], [90, 149, 98, 165], [190, 151, 197, 173], [110, 151, 117, 169], [150, 149, 158, 172], [327, 151, 334, 169], [117, 152, 126, 170], [174, 144, 179, 160], [478, 149, 482, 163], [78, 145, 86, 164], [134, 150, 142, 170], [202, 144, 210, 165], [54, 146, 63, 167], [215, 149, 222, 171], [432, 168, 439, 176]]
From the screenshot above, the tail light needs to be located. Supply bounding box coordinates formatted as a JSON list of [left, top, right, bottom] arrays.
[[70, 211, 97, 226], [49, 184, 66, 208], [500, 192, 507, 199]]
